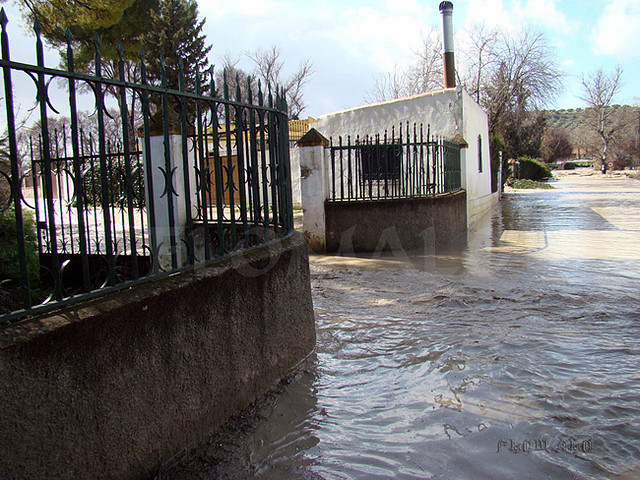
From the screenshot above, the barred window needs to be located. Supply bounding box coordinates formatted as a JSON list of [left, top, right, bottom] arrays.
[[360, 144, 403, 181]]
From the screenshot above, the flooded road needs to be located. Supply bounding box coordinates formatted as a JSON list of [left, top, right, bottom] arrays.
[[165, 170, 640, 479]]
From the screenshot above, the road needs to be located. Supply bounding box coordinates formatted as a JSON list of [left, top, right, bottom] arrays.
[[163, 169, 640, 480]]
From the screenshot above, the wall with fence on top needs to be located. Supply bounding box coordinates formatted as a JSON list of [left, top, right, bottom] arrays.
[[0, 10, 315, 480], [297, 125, 466, 254], [0, 11, 294, 323], [326, 123, 461, 202]]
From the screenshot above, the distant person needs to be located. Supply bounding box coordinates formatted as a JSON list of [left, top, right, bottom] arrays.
[[602, 163, 606, 175]]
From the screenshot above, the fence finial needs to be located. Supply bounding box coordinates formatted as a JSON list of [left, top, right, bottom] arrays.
[[1, 8, 9, 29], [223, 68, 229, 100], [178, 58, 185, 92], [209, 66, 215, 97], [33, 17, 42, 37]]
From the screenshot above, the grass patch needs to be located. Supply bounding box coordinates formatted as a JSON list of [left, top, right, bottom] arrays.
[[509, 179, 555, 189]]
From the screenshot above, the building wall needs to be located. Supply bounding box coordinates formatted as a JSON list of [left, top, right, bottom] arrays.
[[459, 90, 497, 226], [0, 232, 315, 480], [316, 89, 462, 141]]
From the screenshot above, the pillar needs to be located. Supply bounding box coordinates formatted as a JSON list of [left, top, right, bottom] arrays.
[[142, 131, 198, 270], [297, 128, 329, 253]]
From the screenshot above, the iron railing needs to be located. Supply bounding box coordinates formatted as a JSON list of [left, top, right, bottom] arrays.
[[328, 123, 461, 202], [0, 11, 293, 323]]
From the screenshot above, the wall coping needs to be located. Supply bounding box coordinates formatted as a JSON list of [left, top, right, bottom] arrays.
[[0, 232, 306, 350], [325, 189, 466, 206]]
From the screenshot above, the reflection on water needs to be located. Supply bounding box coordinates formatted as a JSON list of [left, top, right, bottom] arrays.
[[165, 172, 640, 479]]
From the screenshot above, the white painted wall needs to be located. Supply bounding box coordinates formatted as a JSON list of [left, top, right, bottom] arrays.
[[459, 89, 497, 226], [289, 145, 302, 208], [313, 87, 496, 227], [316, 88, 462, 141]]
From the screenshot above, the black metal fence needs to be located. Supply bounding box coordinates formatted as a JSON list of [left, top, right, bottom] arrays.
[[328, 123, 461, 202], [0, 11, 293, 323]]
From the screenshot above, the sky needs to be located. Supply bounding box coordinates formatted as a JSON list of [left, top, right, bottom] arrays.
[[1, 0, 639, 120]]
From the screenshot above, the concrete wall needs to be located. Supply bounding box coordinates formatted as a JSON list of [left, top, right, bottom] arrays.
[[324, 190, 466, 253], [0, 232, 315, 480]]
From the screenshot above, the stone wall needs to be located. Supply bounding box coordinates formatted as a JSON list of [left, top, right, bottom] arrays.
[[0, 232, 315, 480]]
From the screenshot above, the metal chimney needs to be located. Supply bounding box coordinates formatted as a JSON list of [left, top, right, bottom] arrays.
[[439, 1, 456, 88]]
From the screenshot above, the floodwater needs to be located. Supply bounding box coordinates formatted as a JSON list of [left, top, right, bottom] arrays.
[[163, 170, 640, 480]]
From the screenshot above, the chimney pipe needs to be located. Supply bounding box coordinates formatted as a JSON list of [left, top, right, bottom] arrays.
[[439, 1, 456, 88]]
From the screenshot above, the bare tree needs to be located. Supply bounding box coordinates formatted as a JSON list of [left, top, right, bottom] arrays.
[[215, 53, 257, 100], [485, 30, 562, 130], [364, 64, 412, 104], [405, 28, 444, 95], [247, 46, 313, 118], [484, 29, 563, 158], [364, 28, 443, 103], [459, 24, 499, 104], [579, 66, 626, 166], [540, 128, 572, 162]]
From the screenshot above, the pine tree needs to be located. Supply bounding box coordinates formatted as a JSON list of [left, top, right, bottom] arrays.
[[142, 0, 211, 94], [20, 0, 157, 70]]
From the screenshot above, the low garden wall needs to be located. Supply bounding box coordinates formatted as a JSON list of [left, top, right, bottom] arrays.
[[325, 190, 467, 253], [0, 232, 315, 479]]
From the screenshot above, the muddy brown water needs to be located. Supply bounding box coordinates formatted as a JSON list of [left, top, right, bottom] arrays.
[[163, 170, 640, 480]]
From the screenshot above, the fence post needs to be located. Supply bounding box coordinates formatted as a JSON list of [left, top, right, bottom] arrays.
[[498, 150, 503, 200], [141, 125, 197, 270], [297, 128, 329, 253]]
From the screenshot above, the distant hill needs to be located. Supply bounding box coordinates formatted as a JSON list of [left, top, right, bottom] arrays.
[[542, 105, 639, 164], [544, 105, 639, 133]]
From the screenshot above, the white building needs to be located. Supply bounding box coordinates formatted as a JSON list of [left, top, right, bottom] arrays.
[[314, 86, 497, 227]]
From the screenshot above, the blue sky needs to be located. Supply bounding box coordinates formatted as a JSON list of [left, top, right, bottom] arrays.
[[196, 0, 640, 117], [1, 0, 639, 119]]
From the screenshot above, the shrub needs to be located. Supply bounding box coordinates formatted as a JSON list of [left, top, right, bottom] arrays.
[[563, 162, 576, 170], [516, 156, 552, 181], [0, 206, 41, 314]]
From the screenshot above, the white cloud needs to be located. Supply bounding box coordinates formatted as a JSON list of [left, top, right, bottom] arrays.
[[200, 0, 285, 18], [514, 0, 570, 31], [461, 0, 573, 32], [323, 3, 428, 72], [462, 0, 512, 31], [592, 0, 640, 59]]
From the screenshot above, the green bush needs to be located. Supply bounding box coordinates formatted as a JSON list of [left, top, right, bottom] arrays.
[[0, 206, 41, 314], [516, 156, 552, 181], [563, 162, 576, 170]]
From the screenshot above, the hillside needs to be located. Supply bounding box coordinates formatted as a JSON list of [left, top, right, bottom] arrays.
[[544, 105, 639, 133]]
